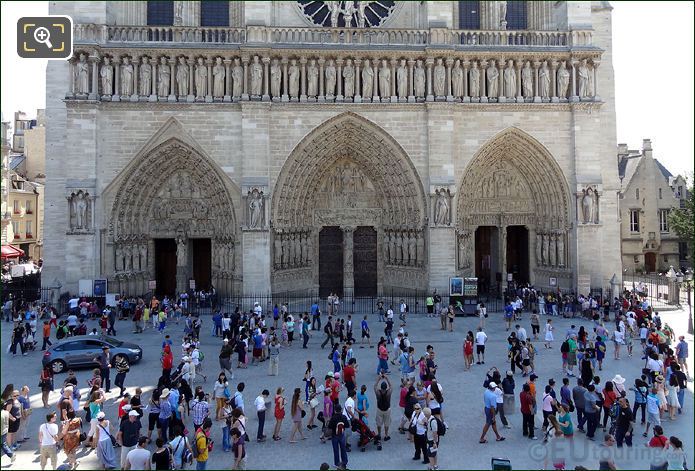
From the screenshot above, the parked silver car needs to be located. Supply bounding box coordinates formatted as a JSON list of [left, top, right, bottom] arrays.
[[42, 335, 143, 374]]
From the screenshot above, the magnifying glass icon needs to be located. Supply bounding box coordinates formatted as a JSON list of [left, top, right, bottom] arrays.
[[33, 27, 53, 49]]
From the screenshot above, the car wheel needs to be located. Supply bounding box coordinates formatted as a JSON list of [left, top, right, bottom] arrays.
[[51, 359, 67, 374], [113, 354, 129, 367]]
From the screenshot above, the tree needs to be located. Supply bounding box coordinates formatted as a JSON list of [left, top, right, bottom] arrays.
[[668, 184, 694, 262]]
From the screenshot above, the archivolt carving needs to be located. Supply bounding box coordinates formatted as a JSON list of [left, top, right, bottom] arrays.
[[457, 127, 570, 230], [272, 112, 427, 230]]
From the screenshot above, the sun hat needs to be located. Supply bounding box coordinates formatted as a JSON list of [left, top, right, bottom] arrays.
[[128, 410, 139, 417], [612, 374, 626, 385]]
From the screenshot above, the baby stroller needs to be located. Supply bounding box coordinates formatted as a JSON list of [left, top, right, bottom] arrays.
[[351, 417, 381, 451]]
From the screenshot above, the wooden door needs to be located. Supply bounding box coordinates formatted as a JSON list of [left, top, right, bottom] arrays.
[[319, 227, 344, 297]]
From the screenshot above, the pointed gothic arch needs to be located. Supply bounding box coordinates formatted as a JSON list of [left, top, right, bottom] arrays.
[[271, 112, 428, 292]]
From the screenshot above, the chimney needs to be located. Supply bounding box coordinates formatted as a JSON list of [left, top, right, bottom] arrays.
[[617, 143, 628, 156], [642, 139, 652, 158]]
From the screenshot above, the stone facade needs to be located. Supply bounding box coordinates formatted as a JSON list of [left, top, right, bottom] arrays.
[[618, 140, 691, 274], [43, 1, 622, 296]]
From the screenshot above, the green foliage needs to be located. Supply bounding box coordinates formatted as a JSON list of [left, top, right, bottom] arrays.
[[668, 185, 694, 246]]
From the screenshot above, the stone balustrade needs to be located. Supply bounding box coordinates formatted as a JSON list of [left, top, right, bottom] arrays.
[[74, 23, 592, 49], [67, 47, 602, 105]]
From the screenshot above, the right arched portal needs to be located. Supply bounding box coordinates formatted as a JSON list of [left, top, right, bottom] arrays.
[[456, 127, 573, 292]]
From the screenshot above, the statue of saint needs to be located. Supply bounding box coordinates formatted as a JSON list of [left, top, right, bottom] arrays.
[[250, 56, 263, 96], [396, 59, 408, 98], [578, 59, 591, 97], [433, 58, 446, 97], [231, 59, 243, 97], [100, 57, 113, 96], [176, 57, 189, 95], [325, 59, 337, 96], [539, 61, 550, 98], [270, 59, 281, 98], [140, 57, 152, 96], [581, 187, 595, 224], [249, 191, 264, 228], [212, 57, 225, 97], [288, 59, 300, 98], [469, 62, 480, 97], [121, 56, 134, 96], [195, 57, 207, 97], [362, 59, 374, 97], [486, 60, 499, 98], [452, 60, 464, 98], [378, 59, 390, 97], [503, 59, 516, 97], [157, 56, 170, 97], [307, 59, 318, 97], [522, 61, 533, 97], [414, 60, 425, 98], [557, 60, 570, 98], [434, 190, 449, 225], [75, 53, 90, 94]]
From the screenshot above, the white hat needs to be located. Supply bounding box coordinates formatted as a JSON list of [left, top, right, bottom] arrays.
[[64, 385, 74, 392], [488, 382, 497, 388], [223, 338, 229, 343], [612, 375, 626, 385], [96, 411, 106, 420], [122, 404, 132, 411], [326, 371, 334, 378], [182, 356, 191, 362], [128, 410, 139, 417], [160, 388, 171, 398]]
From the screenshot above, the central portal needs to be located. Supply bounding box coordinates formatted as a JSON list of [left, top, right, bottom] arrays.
[[319, 227, 344, 297], [191, 238, 212, 291], [506, 226, 529, 284], [353, 226, 377, 296], [154, 239, 176, 296]]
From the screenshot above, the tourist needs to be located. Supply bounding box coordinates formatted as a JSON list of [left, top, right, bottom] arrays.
[[273, 387, 286, 441], [114, 352, 130, 398], [463, 332, 474, 371], [519, 383, 536, 439], [61, 416, 82, 470], [194, 418, 213, 470], [475, 327, 487, 364], [583, 384, 600, 441], [231, 427, 247, 470], [374, 373, 392, 441], [169, 426, 193, 470], [39, 365, 54, 408], [479, 382, 505, 443], [613, 397, 634, 448], [118, 410, 142, 468], [38, 412, 60, 471], [95, 411, 117, 469], [288, 387, 306, 443], [675, 336, 689, 379], [151, 438, 172, 470], [328, 406, 349, 470], [544, 319, 554, 348], [94, 345, 112, 393]]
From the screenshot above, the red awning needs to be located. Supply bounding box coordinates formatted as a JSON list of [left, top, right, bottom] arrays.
[[1, 244, 24, 259]]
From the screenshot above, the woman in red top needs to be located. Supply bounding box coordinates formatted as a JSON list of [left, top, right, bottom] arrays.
[[273, 387, 286, 441], [602, 381, 618, 429], [463, 332, 474, 371], [161, 345, 174, 382], [377, 340, 390, 374]]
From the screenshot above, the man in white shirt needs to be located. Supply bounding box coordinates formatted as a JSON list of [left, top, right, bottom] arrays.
[[343, 390, 357, 450], [39, 412, 60, 470], [254, 389, 269, 442], [124, 436, 151, 470], [399, 300, 407, 323], [386, 306, 394, 322], [475, 327, 488, 364], [68, 297, 79, 315], [253, 302, 262, 316], [515, 324, 528, 343]]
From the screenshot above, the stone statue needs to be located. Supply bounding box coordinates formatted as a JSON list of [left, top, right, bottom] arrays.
[[270, 59, 281, 98], [548, 233, 556, 267], [522, 61, 533, 97], [556, 232, 565, 267], [327, 1, 340, 27], [557, 60, 570, 98], [343, 59, 355, 98], [499, 1, 507, 26], [414, 60, 425, 97], [539, 61, 550, 98], [139, 244, 148, 271], [434, 189, 450, 225], [174, 1, 183, 25], [115, 245, 123, 272], [140, 57, 152, 96], [383, 232, 390, 263], [307, 59, 318, 97], [362, 59, 374, 97], [250, 56, 263, 96], [378, 59, 391, 97], [452, 60, 464, 97], [301, 232, 309, 265], [416, 232, 425, 266], [288, 234, 296, 266], [176, 57, 189, 95], [388, 231, 395, 264], [124, 245, 132, 271], [486, 60, 499, 97], [325, 59, 336, 96], [213, 57, 225, 97], [176, 233, 186, 266], [195, 57, 207, 97], [469, 62, 480, 97], [306, 232, 313, 263], [281, 234, 288, 268], [231, 58, 243, 97], [75, 53, 90, 95], [396, 59, 408, 98], [71, 192, 89, 230], [357, 1, 367, 27], [248, 190, 264, 228], [433, 58, 446, 97], [407, 231, 416, 266], [578, 59, 590, 97], [542, 233, 550, 266], [100, 57, 113, 96], [536, 233, 543, 265], [157, 56, 170, 97], [342, 1, 355, 26], [293, 233, 302, 265], [503, 59, 516, 97], [120, 56, 134, 96], [289, 59, 300, 98], [458, 232, 471, 269], [394, 231, 403, 264], [581, 187, 595, 224]]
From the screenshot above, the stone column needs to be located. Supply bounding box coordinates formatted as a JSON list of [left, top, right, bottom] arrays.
[[407, 59, 415, 102], [176, 238, 188, 295], [528, 227, 537, 286], [570, 59, 579, 102], [112, 57, 121, 101], [66, 58, 75, 98], [205, 58, 213, 102], [318, 58, 325, 102], [499, 225, 508, 293], [480, 59, 488, 102], [241, 56, 249, 100], [300, 57, 307, 101], [515, 60, 523, 102], [354, 58, 362, 103], [425, 58, 434, 101], [462, 60, 470, 102], [342, 226, 355, 294], [390, 58, 397, 102], [169, 58, 177, 101], [336, 58, 344, 102], [372, 60, 379, 101], [592, 59, 600, 100], [533, 60, 541, 103], [224, 58, 232, 102], [262, 56, 271, 101], [89, 55, 99, 100], [281, 57, 289, 102], [131, 57, 139, 101], [550, 59, 558, 102], [150, 60, 157, 101], [498, 57, 506, 102], [187, 57, 195, 102], [445, 58, 454, 101]]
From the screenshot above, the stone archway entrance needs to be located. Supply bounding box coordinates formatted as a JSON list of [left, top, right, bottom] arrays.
[[104, 119, 239, 296], [272, 112, 427, 294], [458, 128, 572, 291]]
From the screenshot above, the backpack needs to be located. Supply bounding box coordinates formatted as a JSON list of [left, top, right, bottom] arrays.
[[560, 340, 570, 353], [192, 431, 205, 459], [430, 416, 446, 436], [404, 303, 409, 313], [56, 327, 66, 340], [197, 350, 204, 362], [324, 324, 330, 334]]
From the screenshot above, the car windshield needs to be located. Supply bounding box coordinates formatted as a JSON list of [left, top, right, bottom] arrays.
[[100, 335, 123, 347]]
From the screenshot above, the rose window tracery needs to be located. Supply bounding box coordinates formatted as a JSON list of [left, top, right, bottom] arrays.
[[297, 1, 397, 28]]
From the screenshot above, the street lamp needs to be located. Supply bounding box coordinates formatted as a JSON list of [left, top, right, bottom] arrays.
[[683, 269, 693, 335]]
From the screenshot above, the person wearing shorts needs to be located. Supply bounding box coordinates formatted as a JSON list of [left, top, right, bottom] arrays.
[[475, 327, 487, 364]]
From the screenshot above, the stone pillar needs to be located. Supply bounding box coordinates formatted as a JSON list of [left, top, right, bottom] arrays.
[[187, 57, 195, 102], [150, 60, 157, 101], [498, 57, 505, 101], [372, 60, 379, 101], [241, 56, 249, 100], [112, 57, 121, 100], [336, 58, 344, 101], [66, 58, 75, 98], [425, 58, 434, 101], [592, 59, 600, 101], [205, 58, 213, 102], [169, 58, 177, 101], [570, 59, 579, 102], [262, 56, 271, 101], [342, 226, 355, 294], [515, 60, 523, 102], [89, 54, 99, 100], [533, 60, 541, 103], [318, 58, 325, 102], [445, 58, 454, 101], [176, 238, 188, 295], [528, 226, 537, 286], [300, 57, 307, 101], [499, 225, 508, 293], [550, 59, 558, 102], [390, 58, 397, 102], [480, 59, 488, 102], [407, 59, 415, 102], [224, 58, 232, 102], [281, 57, 289, 101], [462, 60, 470, 102], [131, 57, 139, 100], [354, 59, 362, 102]]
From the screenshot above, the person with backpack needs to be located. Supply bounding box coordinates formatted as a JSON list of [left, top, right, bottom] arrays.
[[321, 316, 335, 349], [193, 417, 212, 470], [328, 406, 349, 470], [424, 407, 442, 471]]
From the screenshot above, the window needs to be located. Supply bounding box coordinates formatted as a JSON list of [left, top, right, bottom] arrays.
[[658, 188, 662, 199], [635, 188, 639, 199], [679, 242, 689, 261], [25, 200, 32, 214], [678, 185, 683, 198], [201, 0, 229, 26], [633, 255, 639, 264], [13, 200, 19, 214], [12, 221, 20, 238], [459, 1, 481, 29], [506, 1, 527, 30], [147, 0, 174, 26], [663, 256, 668, 263], [25, 221, 32, 238], [629, 209, 640, 233], [659, 209, 669, 232]]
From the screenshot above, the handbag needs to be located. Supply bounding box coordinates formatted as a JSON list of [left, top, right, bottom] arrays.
[[79, 431, 87, 442], [309, 397, 320, 409], [301, 409, 306, 418], [99, 424, 117, 447]]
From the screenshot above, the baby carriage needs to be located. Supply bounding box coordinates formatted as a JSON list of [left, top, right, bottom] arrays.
[[351, 417, 381, 451]]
